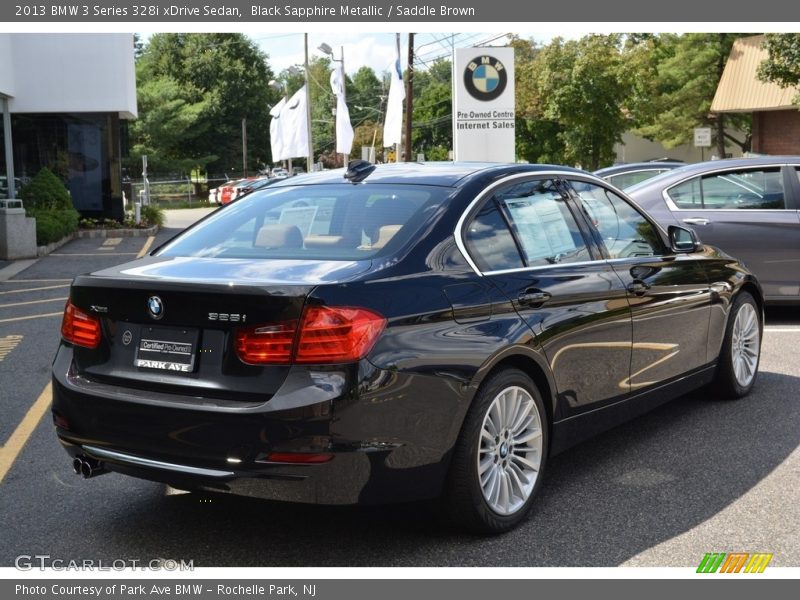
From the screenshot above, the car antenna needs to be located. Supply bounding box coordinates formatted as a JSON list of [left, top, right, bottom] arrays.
[[344, 159, 376, 183]]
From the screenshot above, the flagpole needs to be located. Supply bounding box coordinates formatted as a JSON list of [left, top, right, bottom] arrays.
[[304, 33, 313, 172]]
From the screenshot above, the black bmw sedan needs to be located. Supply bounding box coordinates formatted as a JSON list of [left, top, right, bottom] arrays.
[[53, 161, 763, 533]]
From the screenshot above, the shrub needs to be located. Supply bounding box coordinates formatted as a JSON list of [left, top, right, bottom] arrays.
[[141, 204, 165, 228], [28, 208, 80, 246], [20, 168, 72, 211]]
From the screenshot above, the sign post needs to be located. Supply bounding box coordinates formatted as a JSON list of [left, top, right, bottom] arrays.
[[694, 127, 712, 161]]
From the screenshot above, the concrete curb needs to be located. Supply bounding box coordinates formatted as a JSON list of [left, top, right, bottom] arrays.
[[0, 259, 38, 281], [74, 225, 158, 239], [34, 225, 159, 257]]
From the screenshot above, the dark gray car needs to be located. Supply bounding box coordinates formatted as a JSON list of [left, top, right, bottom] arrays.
[[627, 157, 800, 304]]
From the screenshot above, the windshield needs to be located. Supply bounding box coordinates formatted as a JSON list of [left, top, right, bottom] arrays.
[[157, 183, 453, 261]]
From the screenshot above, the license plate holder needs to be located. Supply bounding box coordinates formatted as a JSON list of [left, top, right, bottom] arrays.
[[135, 326, 198, 373]]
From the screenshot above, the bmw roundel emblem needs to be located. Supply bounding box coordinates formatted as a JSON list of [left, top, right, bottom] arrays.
[[147, 296, 164, 320], [464, 55, 508, 102]]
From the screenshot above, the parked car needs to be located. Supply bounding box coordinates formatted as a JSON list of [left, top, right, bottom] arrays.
[[594, 161, 684, 190], [54, 161, 762, 533], [271, 167, 289, 179], [626, 157, 800, 304], [231, 177, 278, 201], [218, 179, 253, 205]]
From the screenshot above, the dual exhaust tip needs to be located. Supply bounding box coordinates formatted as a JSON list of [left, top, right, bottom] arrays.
[[72, 456, 108, 479]]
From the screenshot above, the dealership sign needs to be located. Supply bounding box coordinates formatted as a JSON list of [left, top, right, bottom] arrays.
[[453, 47, 515, 162]]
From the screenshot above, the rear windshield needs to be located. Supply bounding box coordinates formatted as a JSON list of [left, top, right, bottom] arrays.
[[156, 183, 453, 261]]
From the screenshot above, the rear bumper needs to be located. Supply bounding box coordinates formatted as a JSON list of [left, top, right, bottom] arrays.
[[51, 345, 467, 505]]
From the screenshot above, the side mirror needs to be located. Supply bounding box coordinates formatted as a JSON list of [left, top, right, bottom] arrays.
[[668, 225, 699, 254]]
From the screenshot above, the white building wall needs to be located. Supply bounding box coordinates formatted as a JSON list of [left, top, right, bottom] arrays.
[[0, 35, 14, 97], [5, 33, 136, 118]]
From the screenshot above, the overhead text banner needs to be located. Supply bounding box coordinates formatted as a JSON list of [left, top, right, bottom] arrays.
[[1, 0, 798, 22]]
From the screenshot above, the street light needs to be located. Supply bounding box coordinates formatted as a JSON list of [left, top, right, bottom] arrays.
[[318, 42, 349, 166]]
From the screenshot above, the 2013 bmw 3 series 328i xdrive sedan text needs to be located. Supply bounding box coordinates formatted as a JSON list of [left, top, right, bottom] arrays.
[[53, 162, 764, 532]]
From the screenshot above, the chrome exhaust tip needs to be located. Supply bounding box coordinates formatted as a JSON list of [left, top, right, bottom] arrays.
[[76, 456, 108, 479], [72, 457, 84, 475]]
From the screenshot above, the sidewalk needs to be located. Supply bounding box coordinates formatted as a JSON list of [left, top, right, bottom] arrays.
[[163, 207, 217, 229]]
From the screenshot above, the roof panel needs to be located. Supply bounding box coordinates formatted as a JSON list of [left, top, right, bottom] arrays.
[[711, 35, 799, 113]]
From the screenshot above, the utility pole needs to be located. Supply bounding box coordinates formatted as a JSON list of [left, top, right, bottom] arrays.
[[242, 118, 248, 177], [404, 33, 414, 162]]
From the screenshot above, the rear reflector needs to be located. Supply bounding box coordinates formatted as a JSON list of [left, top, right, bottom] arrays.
[[61, 302, 102, 349], [235, 305, 386, 365], [265, 452, 334, 464]]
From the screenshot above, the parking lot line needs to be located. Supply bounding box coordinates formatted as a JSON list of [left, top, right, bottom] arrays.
[[0, 383, 51, 483], [764, 327, 800, 332], [0, 296, 67, 309], [137, 235, 156, 258], [0, 284, 70, 295], [0, 312, 62, 324]]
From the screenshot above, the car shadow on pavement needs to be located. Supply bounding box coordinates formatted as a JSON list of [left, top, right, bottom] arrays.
[[73, 368, 798, 568]]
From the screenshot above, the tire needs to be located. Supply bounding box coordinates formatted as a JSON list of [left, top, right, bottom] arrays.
[[711, 291, 761, 399], [444, 368, 548, 534]]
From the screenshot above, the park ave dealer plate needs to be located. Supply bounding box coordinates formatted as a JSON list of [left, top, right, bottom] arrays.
[[135, 326, 198, 372]]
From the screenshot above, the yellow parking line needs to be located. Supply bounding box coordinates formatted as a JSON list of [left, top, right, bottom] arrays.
[[0, 383, 52, 483], [0, 312, 62, 324], [0, 297, 67, 309], [137, 235, 156, 258], [0, 284, 70, 295]]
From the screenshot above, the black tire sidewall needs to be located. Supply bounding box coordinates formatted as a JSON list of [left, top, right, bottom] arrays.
[[716, 291, 761, 398]]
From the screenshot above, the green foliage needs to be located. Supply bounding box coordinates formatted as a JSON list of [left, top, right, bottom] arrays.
[[27, 208, 79, 246], [632, 33, 751, 155], [349, 66, 384, 124], [19, 168, 72, 211], [130, 33, 279, 174], [141, 204, 165, 228], [412, 59, 452, 160], [529, 35, 631, 170], [758, 33, 800, 105]]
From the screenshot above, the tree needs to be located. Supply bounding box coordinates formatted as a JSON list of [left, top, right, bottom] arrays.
[[349, 66, 384, 124], [632, 33, 751, 158], [532, 35, 632, 170], [130, 33, 279, 175], [758, 33, 800, 105], [412, 58, 452, 160]]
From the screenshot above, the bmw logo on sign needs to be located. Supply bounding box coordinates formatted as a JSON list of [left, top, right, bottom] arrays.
[[464, 55, 508, 102], [147, 296, 165, 320]]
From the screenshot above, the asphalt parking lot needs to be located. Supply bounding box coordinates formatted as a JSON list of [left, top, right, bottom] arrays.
[[0, 214, 798, 568]]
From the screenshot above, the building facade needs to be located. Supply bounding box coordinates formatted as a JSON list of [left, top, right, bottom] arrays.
[[0, 34, 137, 218]]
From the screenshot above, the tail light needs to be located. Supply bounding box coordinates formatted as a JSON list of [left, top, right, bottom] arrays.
[[235, 306, 386, 365], [61, 302, 102, 349]]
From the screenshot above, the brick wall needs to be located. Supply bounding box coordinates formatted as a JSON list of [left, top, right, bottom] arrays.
[[752, 109, 800, 154]]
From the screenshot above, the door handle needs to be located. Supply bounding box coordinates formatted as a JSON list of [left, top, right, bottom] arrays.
[[627, 280, 651, 296], [518, 289, 551, 307], [682, 217, 710, 226]]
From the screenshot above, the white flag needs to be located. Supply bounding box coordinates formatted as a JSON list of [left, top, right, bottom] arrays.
[[269, 96, 287, 162], [281, 85, 310, 159], [330, 63, 354, 155], [383, 35, 405, 148]]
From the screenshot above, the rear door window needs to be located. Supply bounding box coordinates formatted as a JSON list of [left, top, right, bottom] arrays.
[[668, 168, 786, 210]]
